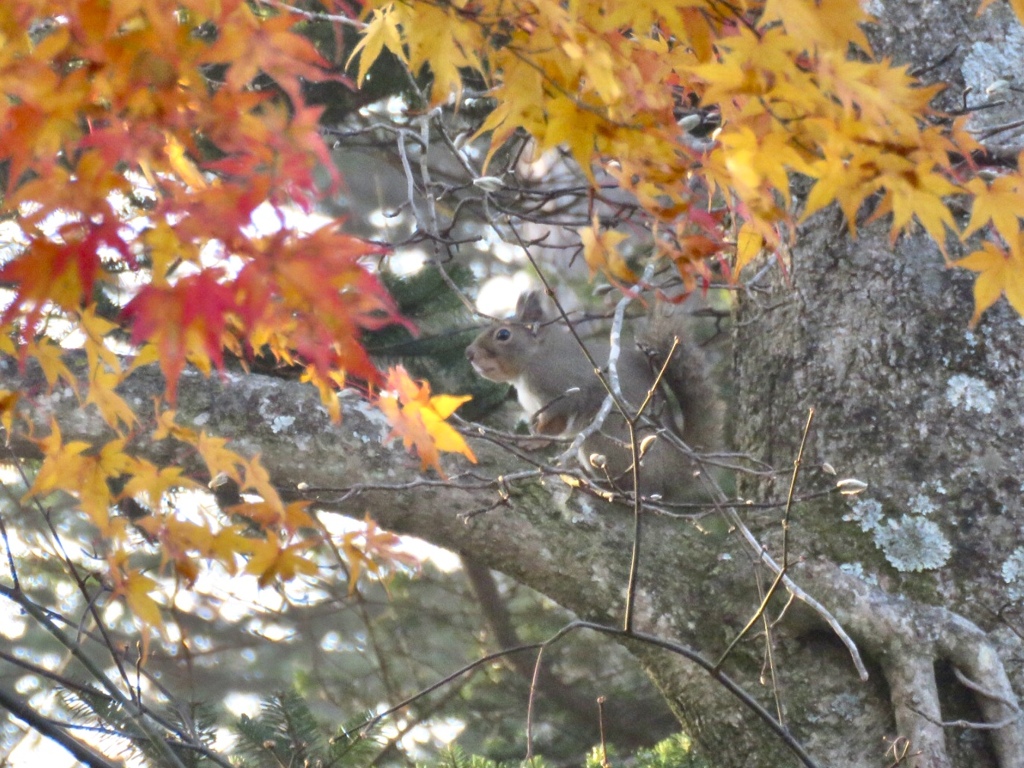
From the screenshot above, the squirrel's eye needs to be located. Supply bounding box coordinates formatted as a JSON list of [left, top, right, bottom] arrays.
[[495, 328, 512, 342]]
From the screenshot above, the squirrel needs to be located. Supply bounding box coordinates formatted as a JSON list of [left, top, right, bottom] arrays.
[[465, 290, 721, 501]]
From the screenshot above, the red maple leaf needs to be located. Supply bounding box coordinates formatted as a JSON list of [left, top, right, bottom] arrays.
[[122, 270, 238, 401]]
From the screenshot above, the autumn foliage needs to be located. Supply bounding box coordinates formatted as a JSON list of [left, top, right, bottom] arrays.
[[351, 0, 1024, 319], [1, 0, 1023, 627], [0, 0, 464, 624]]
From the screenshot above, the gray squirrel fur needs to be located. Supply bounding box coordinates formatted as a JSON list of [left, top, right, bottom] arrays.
[[465, 290, 721, 501]]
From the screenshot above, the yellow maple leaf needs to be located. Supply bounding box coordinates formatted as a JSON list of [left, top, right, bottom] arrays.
[[25, 338, 77, 394], [570, 37, 622, 104], [86, 365, 137, 432], [720, 127, 803, 207], [128, 342, 161, 374], [762, 0, 874, 55], [107, 552, 163, 627], [540, 96, 602, 184], [76, 438, 136, 533], [210, 524, 257, 574], [379, 367, 475, 477], [152, 406, 199, 444], [282, 500, 316, 535], [245, 537, 318, 588], [229, 500, 282, 529], [403, 4, 482, 105], [123, 571, 163, 627], [79, 306, 122, 374], [164, 134, 207, 189], [579, 218, 636, 283], [735, 221, 766, 274], [689, 27, 797, 105], [955, 240, 1024, 326], [883, 167, 958, 248], [963, 174, 1024, 251], [472, 59, 546, 171], [27, 422, 90, 499], [121, 462, 197, 508], [300, 367, 344, 422], [196, 431, 245, 484], [241, 455, 284, 512], [347, 5, 408, 85]]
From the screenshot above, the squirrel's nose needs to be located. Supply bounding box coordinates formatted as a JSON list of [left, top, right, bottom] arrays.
[[465, 348, 475, 361]]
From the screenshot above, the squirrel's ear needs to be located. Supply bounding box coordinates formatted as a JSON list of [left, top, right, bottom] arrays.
[[515, 290, 550, 324]]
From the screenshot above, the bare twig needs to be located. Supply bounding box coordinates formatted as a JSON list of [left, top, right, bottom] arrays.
[[624, 334, 679, 633], [954, 667, 1022, 711], [524, 645, 546, 760], [976, 117, 1024, 141], [715, 408, 815, 670]]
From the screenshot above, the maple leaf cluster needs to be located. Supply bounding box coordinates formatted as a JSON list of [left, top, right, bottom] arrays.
[[352, 0, 1024, 321], [0, 1, 408, 398], [0, 1, 475, 628]]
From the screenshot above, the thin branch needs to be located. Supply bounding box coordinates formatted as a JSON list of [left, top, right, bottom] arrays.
[[624, 335, 679, 633], [726, 514, 869, 681], [258, 0, 367, 28], [0, 584, 189, 768], [524, 644, 546, 761], [976, 117, 1024, 142], [954, 668, 1021, 711], [0, 684, 119, 768], [0, 477, 19, 589], [910, 703, 1022, 732], [714, 408, 815, 670]]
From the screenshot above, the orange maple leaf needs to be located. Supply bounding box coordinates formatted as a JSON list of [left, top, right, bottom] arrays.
[[234, 224, 403, 389], [201, 7, 334, 108], [379, 366, 476, 478], [135, 515, 214, 587], [0, 390, 20, 436], [340, 513, 421, 594]]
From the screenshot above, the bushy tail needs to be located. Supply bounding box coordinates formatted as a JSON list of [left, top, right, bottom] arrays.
[[638, 310, 722, 451]]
